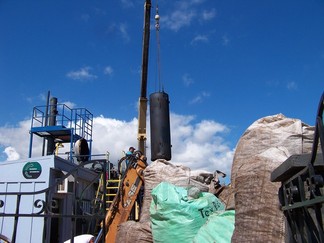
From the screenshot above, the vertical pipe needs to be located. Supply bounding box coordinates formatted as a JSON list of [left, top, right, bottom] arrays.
[[42, 91, 50, 156], [28, 133, 33, 158], [46, 97, 58, 155]]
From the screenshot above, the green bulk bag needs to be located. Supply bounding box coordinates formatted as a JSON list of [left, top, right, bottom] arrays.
[[150, 182, 225, 243]]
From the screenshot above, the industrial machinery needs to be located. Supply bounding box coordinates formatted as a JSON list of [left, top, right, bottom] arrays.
[[96, 1, 172, 241], [94, 151, 147, 243], [0, 1, 171, 242], [0, 95, 144, 242], [0, 97, 98, 243], [96, 1, 152, 241], [137, 0, 151, 155], [271, 92, 324, 242], [137, 0, 172, 161]]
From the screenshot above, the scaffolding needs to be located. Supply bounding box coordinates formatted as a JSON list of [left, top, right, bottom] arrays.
[[29, 103, 93, 160]]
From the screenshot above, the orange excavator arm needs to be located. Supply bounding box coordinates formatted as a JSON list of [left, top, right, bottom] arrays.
[[103, 152, 147, 243]]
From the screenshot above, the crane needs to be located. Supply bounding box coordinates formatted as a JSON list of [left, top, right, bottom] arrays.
[[94, 2, 152, 242], [137, 0, 151, 155]]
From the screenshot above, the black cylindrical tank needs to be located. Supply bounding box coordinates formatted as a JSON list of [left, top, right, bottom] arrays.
[[46, 97, 58, 155], [150, 92, 171, 161]]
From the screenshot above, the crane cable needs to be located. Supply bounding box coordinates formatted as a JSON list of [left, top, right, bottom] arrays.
[[155, 3, 163, 92]]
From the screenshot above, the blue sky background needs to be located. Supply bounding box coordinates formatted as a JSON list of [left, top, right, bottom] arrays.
[[0, 0, 323, 181]]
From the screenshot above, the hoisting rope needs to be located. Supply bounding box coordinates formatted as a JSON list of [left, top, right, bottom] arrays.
[[155, 3, 163, 92]]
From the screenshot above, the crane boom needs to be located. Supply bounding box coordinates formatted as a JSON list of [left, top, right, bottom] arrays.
[[137, 0, 151, 155]]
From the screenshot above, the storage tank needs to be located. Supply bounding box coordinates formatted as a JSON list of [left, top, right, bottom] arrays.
[[149, 92, 171, 161]]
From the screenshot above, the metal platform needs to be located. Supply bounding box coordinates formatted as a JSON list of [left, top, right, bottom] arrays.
[[271, 153, 324, 183], [28, 103, 93, 159], [30, 125, 81, 142]]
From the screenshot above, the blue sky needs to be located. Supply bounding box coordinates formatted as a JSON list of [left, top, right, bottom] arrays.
[[0, 0, 323, 181]]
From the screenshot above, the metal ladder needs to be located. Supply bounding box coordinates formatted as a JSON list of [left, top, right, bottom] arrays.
[[106, 178, 121, 206]]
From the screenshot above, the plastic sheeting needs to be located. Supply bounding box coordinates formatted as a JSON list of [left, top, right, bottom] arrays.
[[150, 182, 225, 243], [193, 210, 235, 243], [116, 160, 191, 242]]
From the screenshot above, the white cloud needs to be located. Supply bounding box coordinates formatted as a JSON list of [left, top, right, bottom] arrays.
[[25, 92, 49, 104], [161, 0, 216, 32], [62, 101, 77, 109], [93, 7, 106, 16], [170, 113, 233, 174], [202, 8, 216, 20], [222, 34, 230, 46], [176, 0, 206, 9], [66, 67, 97, 81], [182, 73, 194, 86], [81, 13, 90, 22], [161, 0, 204, 32], [91, 116, 138, 158], [119, 23, 130, 42], [0, 112, 234, 179], [0, 120, 43, 159], [191, 34, 209, 45], [189, 91, 210, 104], [104, 66, 114, 76], [3, 147, 20, 161], [106, 23, 130, 42], [287, 81, 297, 91], [162, 10, 196, 32], [120, 0, 134, 8], [39, 93, 49, 102]]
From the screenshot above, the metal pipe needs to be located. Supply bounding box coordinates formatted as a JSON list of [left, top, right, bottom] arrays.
[[42, 91, 50, 156], [46, 97, 58, 155]]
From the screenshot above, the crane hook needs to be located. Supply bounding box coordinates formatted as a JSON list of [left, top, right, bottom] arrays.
[[155, 5, 160, 31]]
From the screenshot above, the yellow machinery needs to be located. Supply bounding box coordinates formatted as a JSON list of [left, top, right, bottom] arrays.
[[95, 152, 147, 242]]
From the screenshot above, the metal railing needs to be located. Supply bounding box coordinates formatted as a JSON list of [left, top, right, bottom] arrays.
[[272, 92, 324, 242], [31, 104, 93, 140]]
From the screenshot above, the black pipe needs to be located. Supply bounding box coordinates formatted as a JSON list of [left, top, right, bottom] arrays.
[[46, 97, 58, 155], [42, 91, 50, 156]]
